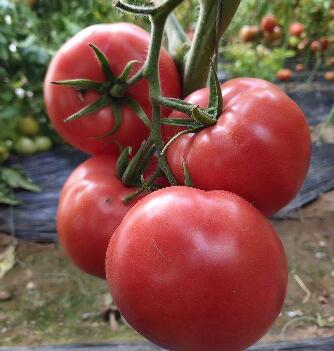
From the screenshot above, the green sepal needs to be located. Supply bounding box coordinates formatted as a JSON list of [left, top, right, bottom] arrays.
[[192, 106, 217, 126], [158, 97, 194, 115], [90, 102, 123, 140], [65, 95, 110, 122], [116, 146, 132, 179], [135, 144, 156, 177], [117, 60, 141, 82], [122, 142, 153, 186], [207, 63, 223, 119], [161, 118, 199, 128], [121, 97, 151, 128], [51, 79, 106, 92], [182, 162, 193, 187], [89, 44, 116, 83], [1, 167, 41, 192]]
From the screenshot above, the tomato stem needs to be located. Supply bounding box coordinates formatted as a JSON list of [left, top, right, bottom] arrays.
[[183, 0, 241, 95]]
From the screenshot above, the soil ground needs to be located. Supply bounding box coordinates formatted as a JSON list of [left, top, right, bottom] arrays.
[[0, 193, 334, 348]]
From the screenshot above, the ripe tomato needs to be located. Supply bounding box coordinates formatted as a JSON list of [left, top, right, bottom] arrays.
[[277, 68, 293, 81], [44, 23, 181, 155], [260, 15, 278, 33], [289, 22, 304, 37], [263, 26, 281, 42], [311, 38, 329, 53], [106, 187, 288, 351], [166, 78, 311, 216], [324, 71, 334, 81], [57, 155, 139, 279], [239, 25, 258, 43]]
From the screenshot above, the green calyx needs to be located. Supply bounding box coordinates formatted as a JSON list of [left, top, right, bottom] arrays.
[[51, 44, 149, 139], [159, 62, 223, 132]]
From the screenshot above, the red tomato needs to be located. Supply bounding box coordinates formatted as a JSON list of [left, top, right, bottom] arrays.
[[166, 78, 311, 216], [276, 68, 293, 81], [289, 22, 304, 37], [57, 155, 139, 278], [311, 38, 329, 53], [260, 15, 278, 33], [44, 23, 181, 155], [106, 187, 288, 351], [263, 26, 281, 42]]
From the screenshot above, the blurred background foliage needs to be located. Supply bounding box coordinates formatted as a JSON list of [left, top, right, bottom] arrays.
[[0, 0, 333, 161]]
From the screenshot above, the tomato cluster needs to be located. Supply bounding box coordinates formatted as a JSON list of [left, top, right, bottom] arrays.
[[45, 22, 311, 351]]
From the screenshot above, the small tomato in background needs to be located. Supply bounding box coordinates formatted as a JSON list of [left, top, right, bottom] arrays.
[[289, 22, 304, 37], [324, 71, 334, 81], [277, 68, 293, 81], [239, 25, 258, 43], [295, 64, 305, 72], [261, 15, 278, 33]]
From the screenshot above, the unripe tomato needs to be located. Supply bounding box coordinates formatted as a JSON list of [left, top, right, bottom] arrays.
[[277, 69, 293, 81], [261, 15, 278, 33], [17, 117, 39, 136], [289, 22, 304, 37], [106, 187, 288, 351], [239, 25, 258, 43], [0, 143, 9, 164], [288, 36, 300, 48], [15, 137, 37, 155], [34, 136, 53, 152]]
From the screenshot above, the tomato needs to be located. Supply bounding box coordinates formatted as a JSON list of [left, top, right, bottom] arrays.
[[327, 57, 334, 66], [289, 22, 304, 37], [263, 26, 281, 42], [0, 143, 9, 164], [277, 68, 293, 81], [295, 64, 304, 72], [34, 136, 53, 152], [106, 186, 288, 351], [288, 36, 300, 49], [166, 78, 311, 217], [239, 25, 258, 43], [260, 15, 278, 33], [44, 23, 181, 155], [15, 137, 37, 155], [311, 38, 329, 53], [57, 155, 139, 278], [324, 71, 334, 81], [17, 116, 39, 136]]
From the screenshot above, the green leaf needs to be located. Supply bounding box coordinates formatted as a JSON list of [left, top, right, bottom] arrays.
[[0, 167, 40, 192], [89, 44, 116, 83], [52, 79, 106, 92], [65, 94, 110, 122], [117, 60, 141, 82], [208, 63, 223, 119], [183, 162, 193, 187], [121, 97, 150, 128]]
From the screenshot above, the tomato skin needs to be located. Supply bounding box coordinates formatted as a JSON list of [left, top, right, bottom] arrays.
[[166, 78, 311, 216], [106, 186, 288, 351], [260, 15, 278, 33], [239, 25, 258, 43], [57, 155, 139, 279], [277, 68, 293, 81], [44, 23, 181, 155], [289, 22, 304, 37]]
